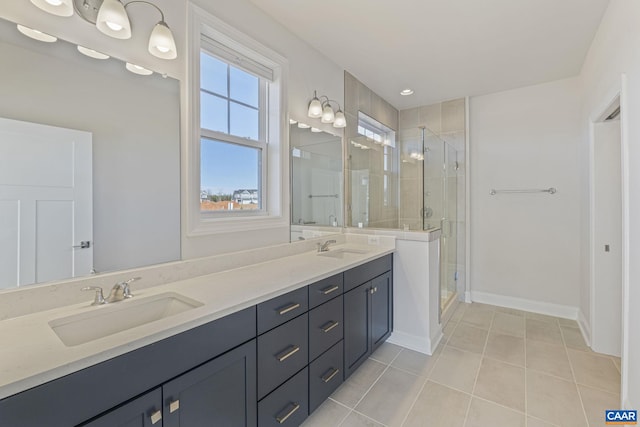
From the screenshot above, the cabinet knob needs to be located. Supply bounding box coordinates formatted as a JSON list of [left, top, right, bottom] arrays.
[[373, 287, 378, 293], [169, 399, 180, 413], [370, 288, 374, 295], [275, 402, 300, 424], [150, 410, 162, 424]]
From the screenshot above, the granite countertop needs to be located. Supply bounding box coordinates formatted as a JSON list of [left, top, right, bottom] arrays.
[[0, 241, 394, 400]]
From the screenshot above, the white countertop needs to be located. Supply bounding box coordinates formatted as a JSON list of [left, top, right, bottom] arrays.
[[0, 242, 394, 400]]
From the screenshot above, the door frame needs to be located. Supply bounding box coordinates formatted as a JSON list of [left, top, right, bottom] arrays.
[[588, 73, 629, 404]]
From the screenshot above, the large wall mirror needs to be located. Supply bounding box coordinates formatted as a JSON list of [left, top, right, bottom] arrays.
[[290, 123, 343, 241], [0, 16, 181, 290]]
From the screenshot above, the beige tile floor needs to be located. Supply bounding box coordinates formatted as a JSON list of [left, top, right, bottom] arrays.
[[302, 302, 621, 427]]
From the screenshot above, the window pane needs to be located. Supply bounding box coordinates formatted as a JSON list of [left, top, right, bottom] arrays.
[[230, 102, 259, 140], [200, 52, 227, 96], [201, 92, 228, 133], [230, 66, 259, 107], [201, 138, 261, 211]]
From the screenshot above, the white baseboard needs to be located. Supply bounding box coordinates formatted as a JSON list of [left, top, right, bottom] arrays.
[[470, 291, 579, 320], [387, 330, 441, 356], [577, 309, 592, 347], [464, 291, 472, 303]]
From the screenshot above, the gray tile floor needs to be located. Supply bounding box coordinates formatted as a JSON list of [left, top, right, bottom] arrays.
[[302, 303, 621, 427]]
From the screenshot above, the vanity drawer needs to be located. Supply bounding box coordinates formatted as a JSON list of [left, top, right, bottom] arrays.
[[258, 367, 308, 427], [309, 340, 344, 413], [308, 273, 343, 308], [344, 254, 392, 292], [258, 313, 309, 399], [308, 295, 343, 362], [257, 287, 308, 334]]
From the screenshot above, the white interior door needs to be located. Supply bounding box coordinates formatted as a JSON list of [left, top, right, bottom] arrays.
[[593, 119, 622, 356], [0, 117, 92, 288]]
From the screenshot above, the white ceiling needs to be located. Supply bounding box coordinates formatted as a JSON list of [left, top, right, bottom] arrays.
[[250, 0, 609, 109]]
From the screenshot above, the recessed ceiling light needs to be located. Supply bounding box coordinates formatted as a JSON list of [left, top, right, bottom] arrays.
[[297, 123, 311, 129], [400, 89, 414, 96], [125, 62, 153, 76], [17, 24, 57, 43], [77, 45, 110, 60]]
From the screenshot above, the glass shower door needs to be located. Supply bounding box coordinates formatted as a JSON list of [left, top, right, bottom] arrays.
[[440, 142, 458, 313]]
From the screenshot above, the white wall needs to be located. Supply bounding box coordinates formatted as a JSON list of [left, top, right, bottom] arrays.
[[579, 0, 640, 408], [469, 77, 582, 313]]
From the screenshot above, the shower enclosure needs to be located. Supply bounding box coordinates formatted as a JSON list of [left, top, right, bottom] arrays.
[[347, 120, 461, 313]]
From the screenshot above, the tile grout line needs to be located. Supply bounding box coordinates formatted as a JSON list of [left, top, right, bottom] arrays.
[[337, 347, 404, 427], [397, 337, 449, 427], [462, 306, 495, 426], [559, 318, 591, 426]]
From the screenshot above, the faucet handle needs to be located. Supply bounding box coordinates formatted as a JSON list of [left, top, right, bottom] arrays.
[[82, 286, 106, 306], [119, 277, 141, 298]]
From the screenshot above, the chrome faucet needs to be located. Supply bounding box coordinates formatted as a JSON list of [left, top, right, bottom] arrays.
[[107, 277, 140, 303], [317, 239, 337, 252]]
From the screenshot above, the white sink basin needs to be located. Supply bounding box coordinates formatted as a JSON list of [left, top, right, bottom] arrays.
[[49, 292, 204, 347], [318, 248, 370, 259]]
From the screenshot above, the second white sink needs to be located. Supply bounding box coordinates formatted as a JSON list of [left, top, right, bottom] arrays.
[[318, 248, 370, 259], [49, 292, 204, 347]]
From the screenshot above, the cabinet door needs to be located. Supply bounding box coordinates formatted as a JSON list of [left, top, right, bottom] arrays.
[[343, 282, 370, 379], [163, 340, 256, 427], [81, 388, 162, 427], [370, 272, 392, 352]]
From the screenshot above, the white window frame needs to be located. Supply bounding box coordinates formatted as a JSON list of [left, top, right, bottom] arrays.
[[185, 5, 289, 236]]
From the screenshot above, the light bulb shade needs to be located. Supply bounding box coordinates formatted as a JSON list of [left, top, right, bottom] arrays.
[[308, 97, 323, 118], [321, 104, 335, 123], [77, 45, 110, 59], [30, 0, 73, 16], [96, 0, 131, 40], [17, 25, 57, 43], [333, 110, 347, 128], [126, 62, 153, 75], [148, 21, 177, 60]]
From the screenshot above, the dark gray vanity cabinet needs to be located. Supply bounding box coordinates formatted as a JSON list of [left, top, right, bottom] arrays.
[[162, 340, 256, 427], [344, 256, 393, 379], [0, 253, 393, 427], [83, 340, 256, 427], [82, 388, 162, 427]]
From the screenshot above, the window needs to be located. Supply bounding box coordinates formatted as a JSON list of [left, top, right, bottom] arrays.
[[187, 5, 289, 236], [199, 50, 265, 213]]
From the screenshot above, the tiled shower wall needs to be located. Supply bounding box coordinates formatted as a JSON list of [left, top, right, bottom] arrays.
[[344, 71, 400, 228]]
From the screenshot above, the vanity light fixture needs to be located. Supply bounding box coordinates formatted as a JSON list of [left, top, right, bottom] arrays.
[[77, 45, 110, 59], [289, 119, 298, 125], [30, 0, 177, 60], [16, 24, 58, 43], [126, 62, 153, 75], [307, 90, 347, 128], [311, 127, 322, 133], [297, 122, 311, 129], [400, 89, 414, 96], [30, 0, 73, 17]]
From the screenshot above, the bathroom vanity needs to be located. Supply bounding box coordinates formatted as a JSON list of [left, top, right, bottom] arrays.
[[0, 246, 393, 427]]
